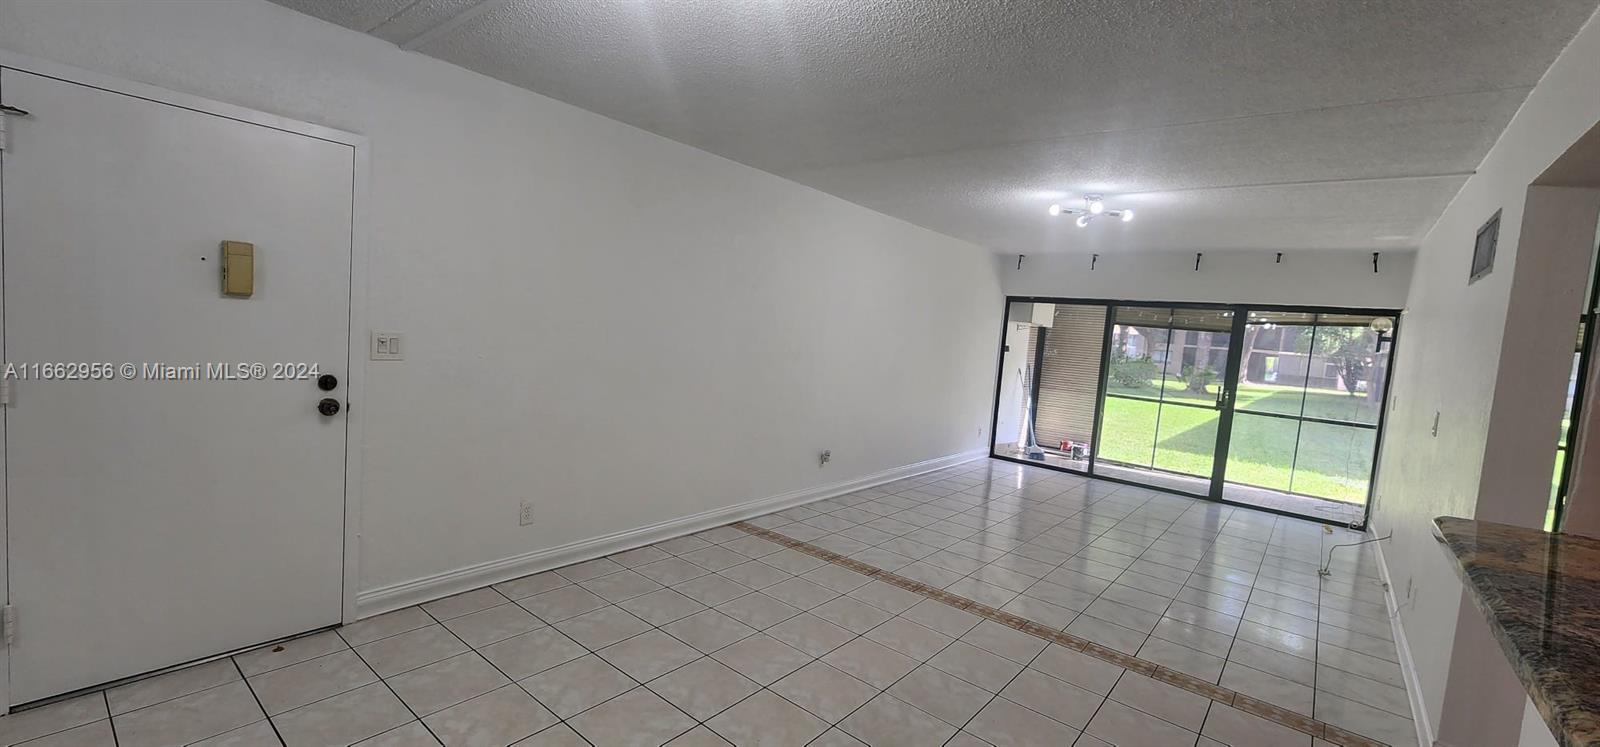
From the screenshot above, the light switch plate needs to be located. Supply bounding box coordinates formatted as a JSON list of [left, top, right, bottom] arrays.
[[370, 331, 404, 361]]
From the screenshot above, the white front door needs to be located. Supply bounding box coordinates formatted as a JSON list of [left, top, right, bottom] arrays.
[[1, 68, 354, 704]]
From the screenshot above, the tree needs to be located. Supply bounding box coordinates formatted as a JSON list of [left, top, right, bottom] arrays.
[[1296, 327, 1370, 396], [1237, 326, 1261, 385], [1184, 363, 1217, 394]]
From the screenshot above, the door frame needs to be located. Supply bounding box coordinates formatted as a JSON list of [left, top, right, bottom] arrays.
[[987, 295, 1402, 529], [0, 51, 372, 710]]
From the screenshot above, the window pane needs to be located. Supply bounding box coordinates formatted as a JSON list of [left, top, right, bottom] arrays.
[[1237, 322, 1311, 417], [1153, 404, 1219, 478], [1306, 324, 1388, 424], [1097, 396, 1158, 468], [1162, 328, 1230, 406], [993, 303, 1106, 471], [1222, 413, 1298, 492], [993, 312, 1039, 459], [1290, 422, 1376, 503], [1548, 347, 1582, 530], [1031, 305, 1107, 465], [1107, 322, 1170, 399]]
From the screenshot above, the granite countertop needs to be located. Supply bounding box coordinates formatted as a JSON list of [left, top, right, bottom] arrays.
[[1434, 516, 1600, 747]]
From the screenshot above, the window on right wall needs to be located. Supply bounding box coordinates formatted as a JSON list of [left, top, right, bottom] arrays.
[[1549, 220, 1600, 531]]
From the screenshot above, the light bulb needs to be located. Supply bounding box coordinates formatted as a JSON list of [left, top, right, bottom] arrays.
[[1048, 204, 1062, 216], [1075, 215, 1091, 228], [1121, 209, 1134, 223], [1088, 198, 1104, 215]]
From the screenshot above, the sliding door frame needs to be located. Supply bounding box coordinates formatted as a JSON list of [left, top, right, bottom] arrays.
[[1208, 311, 1251, 499], [988, 295, 1402, 529], [1094, 303, 1238, 499]]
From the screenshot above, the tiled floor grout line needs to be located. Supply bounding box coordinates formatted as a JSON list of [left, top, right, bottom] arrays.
[[639, 558, 1056, 744], [707, 463, 1395, 745], [804, 609, 982, 744], [547, 553, 1019, 744], [408, 599, 593, 747], [367, 557, 966, 745], [15, 463, 1400, 747], [1007, 477, 1383, 689], [1127, 501, 1242, 731], [944, 636, 1054, 745], [334, 625, 440, 745], [1111, 507, 1203, 660], [731, 518, 1390, 747], [1215, 514, 1280, 714], [104, 693, 120, 747], [230, 658, 289, 747], [484, 479, 1170, 745], [1312, 527, 1329, 739]]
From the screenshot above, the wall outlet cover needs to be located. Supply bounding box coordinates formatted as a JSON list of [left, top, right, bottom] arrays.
[[518, 501, 535, 526]]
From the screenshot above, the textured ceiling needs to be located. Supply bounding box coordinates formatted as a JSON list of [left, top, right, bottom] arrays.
[[272, 0, 1600, 254]]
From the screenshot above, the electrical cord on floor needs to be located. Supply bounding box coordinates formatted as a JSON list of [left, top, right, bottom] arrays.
[[1318, 532, 1393, 577]]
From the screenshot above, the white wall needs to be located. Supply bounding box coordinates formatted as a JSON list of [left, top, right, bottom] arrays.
[[1370, 7, 1600, 745], [1522, 695, 1560, 747], [998, 249, 1413, 309], [0, 0, 1003, 599]]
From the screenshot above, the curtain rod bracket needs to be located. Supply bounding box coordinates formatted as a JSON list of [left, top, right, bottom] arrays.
[[1091, 253, 1098, 271], [1016, 253, 1025, 270], [1194, 253, 1203, 272]]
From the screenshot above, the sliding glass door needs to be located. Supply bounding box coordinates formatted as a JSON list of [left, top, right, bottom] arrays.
[[1093, 305, 1236, 497], [989, 297, 1399, 528], [1217, 311, 1394, 525]]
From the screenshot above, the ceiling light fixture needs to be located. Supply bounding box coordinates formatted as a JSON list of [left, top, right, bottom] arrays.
[[1048, 195, 1134, 227]]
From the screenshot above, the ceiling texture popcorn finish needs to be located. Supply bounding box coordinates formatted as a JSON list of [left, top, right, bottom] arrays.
[[271, 0, 1600, 254]]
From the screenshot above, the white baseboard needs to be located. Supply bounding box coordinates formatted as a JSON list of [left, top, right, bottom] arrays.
[[355, 449, 989, 618], [1373, 528, 1436, 747]]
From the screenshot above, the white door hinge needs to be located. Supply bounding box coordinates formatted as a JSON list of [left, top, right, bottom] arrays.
[[3, 605, 16, 646], [1, 378, 11, 406]]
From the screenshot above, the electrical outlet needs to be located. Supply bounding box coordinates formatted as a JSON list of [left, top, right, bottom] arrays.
[[519, 501, 535, 526], [819, 450, 831, 466]]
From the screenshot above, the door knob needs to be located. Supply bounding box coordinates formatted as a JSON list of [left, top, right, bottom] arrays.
[[317, 398, 341, 417], [317, 373, 338, 391]]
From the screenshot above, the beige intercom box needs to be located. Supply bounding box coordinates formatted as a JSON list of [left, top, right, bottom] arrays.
[[221, 240, 254, 298]]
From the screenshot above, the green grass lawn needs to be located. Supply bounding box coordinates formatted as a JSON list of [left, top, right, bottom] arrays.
[[1096, 385, 1377, 504], [1107, 377, 1381, 423]]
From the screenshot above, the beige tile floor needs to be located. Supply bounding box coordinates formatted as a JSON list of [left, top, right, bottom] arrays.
[[0, 459, 1416, 747]]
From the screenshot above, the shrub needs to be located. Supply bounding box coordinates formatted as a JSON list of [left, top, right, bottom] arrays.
[[1110, 353, 1161, 389]]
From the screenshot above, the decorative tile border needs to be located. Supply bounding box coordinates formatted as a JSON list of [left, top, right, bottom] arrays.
[[730, 520, 1388, 747]]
